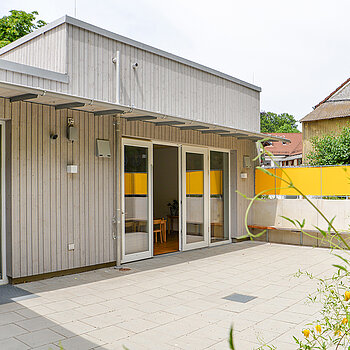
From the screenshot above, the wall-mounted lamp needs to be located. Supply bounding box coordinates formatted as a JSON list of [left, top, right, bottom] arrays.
[[132, 62, 139, 69], [50, 133, 58, 140]]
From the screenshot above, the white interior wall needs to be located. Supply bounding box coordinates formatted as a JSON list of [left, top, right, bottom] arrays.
[[153, 146, 178, 219]]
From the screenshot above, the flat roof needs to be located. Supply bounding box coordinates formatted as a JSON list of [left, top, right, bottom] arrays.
[[0, 15, 261, 93], [0, 80, 282, 141]]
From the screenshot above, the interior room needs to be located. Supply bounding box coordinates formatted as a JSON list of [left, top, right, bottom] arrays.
[[153, 145, 179, 255]]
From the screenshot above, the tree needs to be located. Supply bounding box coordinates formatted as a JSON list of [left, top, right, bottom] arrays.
[[260, 111, 300, 133], [0, 10, 46, 48], [307, 126, 350, 165]]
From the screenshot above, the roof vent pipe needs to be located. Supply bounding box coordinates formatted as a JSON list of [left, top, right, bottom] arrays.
[[112, 51, 120, 104]]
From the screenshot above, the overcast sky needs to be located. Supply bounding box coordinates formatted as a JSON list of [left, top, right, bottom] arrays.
[[1, 0, 349, 124]]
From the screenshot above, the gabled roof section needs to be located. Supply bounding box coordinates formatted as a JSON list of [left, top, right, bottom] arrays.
[[0, 15, 261, 93], [300, 101, 350, 122], [0, 16, 66, 55], [313, 78, 350, 109], [263, 133, 302, 156]]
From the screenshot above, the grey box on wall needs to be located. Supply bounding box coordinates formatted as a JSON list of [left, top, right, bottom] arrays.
[[67, 126, 78, 142], [243, 155, 251, 168], [96, 139, 111, 158]]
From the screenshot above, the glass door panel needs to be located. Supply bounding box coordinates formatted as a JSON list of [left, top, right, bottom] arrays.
[[182, 147, 208, 250], [122, 140, 152, 262], [210, 151, 229, 243]]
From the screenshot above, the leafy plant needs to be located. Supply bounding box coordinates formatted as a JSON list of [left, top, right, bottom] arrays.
[[307, 126, 350, 166], [0, 10, 46, 48], [260, 111, 300, 133], [167, 199, 179, 216], [293, 267, 350, 349]]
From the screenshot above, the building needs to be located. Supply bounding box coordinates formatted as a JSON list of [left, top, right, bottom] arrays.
[[262, 133, 302, 167], [301, 78, 350, 160], [0, 15, 282, 284]]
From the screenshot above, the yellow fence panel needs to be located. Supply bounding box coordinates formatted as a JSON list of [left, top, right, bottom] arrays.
[[125, 173, 148, 195], [210, 170, 222, 195], [322, 166, 350, 196], [275, 167, 322, 196], [255, 168, 276, 195]]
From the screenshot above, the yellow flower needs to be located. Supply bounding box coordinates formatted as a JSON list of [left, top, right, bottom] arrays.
[[303, 329, 310, 338], [334, 330, 342, 336], [315, 325, 321, 333], [342, 318, 348, 325], [345, 291, 350, 301]]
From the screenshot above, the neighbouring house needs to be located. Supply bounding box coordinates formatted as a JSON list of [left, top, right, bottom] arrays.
[[301, 77, 350, 161], [0, 15, 284, 284], [262, 133, 302, 167]]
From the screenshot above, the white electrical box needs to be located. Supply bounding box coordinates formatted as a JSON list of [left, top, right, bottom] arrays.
[[68, 243, 75, 251], [240, 172, 248, 179], [67, 165, 78, 173]]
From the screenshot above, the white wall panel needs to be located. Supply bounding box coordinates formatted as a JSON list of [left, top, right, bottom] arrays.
[[0, 24, 67, 74], [64, 25, 259, 132]]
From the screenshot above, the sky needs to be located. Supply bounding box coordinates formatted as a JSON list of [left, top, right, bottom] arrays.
[[1, 0, 349, 125]]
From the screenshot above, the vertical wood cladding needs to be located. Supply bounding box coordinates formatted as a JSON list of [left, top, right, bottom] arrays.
[[5, 98, 255, 278]]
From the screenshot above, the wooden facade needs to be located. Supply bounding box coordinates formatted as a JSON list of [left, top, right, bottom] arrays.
[[0, 16, 260, 280], [303, 118, 350, 161], [0, 97, 255, 279], [0, 16, 260, 132]]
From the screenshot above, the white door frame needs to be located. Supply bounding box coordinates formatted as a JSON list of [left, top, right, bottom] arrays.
[[121, 138, 153, 263], [182, 145, 209, 251], [0, 122, 7, 284], [208, 148, 231, 246]]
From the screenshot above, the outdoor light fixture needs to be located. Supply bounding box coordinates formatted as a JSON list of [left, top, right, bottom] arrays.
[[55, 102, 85, 110], [179, 125, 209, 130], [201, 129, 229, 134], [126, 116, 157, 122], [132, 62, 139, 69], [154, 121, 186, 126], [94, 109, 124, 116]]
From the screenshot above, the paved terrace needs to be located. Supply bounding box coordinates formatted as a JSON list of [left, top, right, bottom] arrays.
[[0, 241, 338, 350]]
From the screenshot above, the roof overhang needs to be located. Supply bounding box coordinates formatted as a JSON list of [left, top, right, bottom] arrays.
[[0, 81, 285, 143]]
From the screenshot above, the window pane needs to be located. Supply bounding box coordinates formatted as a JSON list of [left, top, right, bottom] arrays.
[[124, 145, 149, 255], [210, 151, 229, 242], [186, 152, 204, 244]]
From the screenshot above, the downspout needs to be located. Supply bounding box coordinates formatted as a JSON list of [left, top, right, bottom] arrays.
[[114, 115, 122, 268], [112, 51, 122, 267]]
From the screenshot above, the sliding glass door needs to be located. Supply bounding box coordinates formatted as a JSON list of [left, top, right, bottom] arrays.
[[122, 139, 152, 262], [182, 146, 209, 250], [210, 150, 230, 244]]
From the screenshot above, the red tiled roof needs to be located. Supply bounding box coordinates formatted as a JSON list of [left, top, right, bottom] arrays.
[[263, 133, 302, 156]]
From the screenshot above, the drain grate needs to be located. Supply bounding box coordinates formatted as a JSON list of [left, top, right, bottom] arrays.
[[0, 285, 34, 305], [223, 293, 256, 303]]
